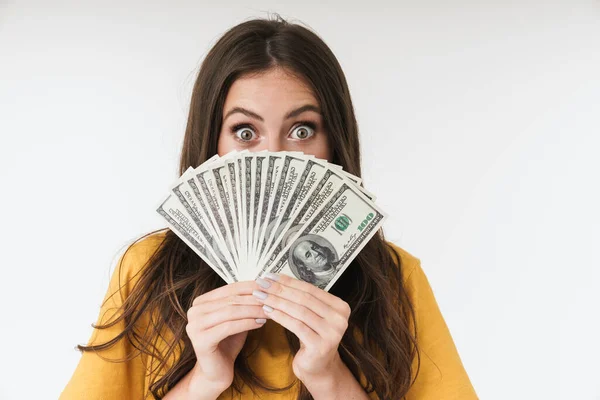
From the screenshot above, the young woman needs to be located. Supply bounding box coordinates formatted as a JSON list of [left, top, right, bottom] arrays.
[[60, 16, 478, 400]]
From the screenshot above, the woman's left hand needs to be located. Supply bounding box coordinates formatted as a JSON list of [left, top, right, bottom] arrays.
[[252, 272, 351, 383]]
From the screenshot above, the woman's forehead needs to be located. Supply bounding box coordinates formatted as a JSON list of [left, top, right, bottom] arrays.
[[224, 68, 318, 113]]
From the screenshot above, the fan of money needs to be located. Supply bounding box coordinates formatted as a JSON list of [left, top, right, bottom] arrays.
[[156, 150, 387, 291]]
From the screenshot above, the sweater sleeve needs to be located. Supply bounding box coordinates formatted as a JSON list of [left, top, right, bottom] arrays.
[[59, 233, 165, 400], [402, 257, 478, 400]]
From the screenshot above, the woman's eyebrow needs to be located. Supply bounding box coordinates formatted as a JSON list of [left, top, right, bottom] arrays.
[[223, 104, 321, 122], [285, 104, 321, 119]]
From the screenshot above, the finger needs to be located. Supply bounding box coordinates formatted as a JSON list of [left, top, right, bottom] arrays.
[[261, 273, 350, 316], [199, 319, 266, 351], [190, 294, 262, 315], [262, 306, 320, 347], [195, 305, 266, 331], [256, 278, 334, 320], [263, 272, 328, 301], [258, 293, 332, 337], [192, 281, 257, 306], [256, 276, 351, 333]]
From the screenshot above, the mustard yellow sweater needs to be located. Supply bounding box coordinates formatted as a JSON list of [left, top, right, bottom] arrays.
[[59, 232, 478, 399]]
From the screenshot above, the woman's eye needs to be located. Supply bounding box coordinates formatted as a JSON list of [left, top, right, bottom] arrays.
[[232, 125, 257, 142], [290, 123, 316, 140]]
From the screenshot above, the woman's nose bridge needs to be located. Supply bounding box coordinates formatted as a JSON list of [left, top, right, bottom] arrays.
[[265, 131, 284, 152]]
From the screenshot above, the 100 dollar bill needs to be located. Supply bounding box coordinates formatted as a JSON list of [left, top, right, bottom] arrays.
[[258, 182, 386, 291]]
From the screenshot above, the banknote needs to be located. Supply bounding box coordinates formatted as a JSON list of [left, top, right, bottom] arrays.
[[156, 193, 236, 282], [257, 158, 328, 264], [258, 181, 386, 291], [255, 153, 307, 264], [156, 150, 386, 288], [257, 167, 356, 270]]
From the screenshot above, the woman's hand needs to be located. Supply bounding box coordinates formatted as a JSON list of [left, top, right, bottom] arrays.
[[185, 281, 267, 397], [252, 273, 353, 390]]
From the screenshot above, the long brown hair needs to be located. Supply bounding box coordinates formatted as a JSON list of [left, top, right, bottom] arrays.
[[78, 15, 420, 400]]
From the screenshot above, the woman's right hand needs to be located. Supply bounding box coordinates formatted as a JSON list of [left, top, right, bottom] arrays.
[[185, 281, 266, 397]]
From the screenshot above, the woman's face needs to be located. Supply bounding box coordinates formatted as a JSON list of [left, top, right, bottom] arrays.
[[217, 68, 332, 161]]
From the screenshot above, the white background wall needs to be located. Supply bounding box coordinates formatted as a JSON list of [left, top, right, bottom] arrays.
[[1, 1, 598, 399]]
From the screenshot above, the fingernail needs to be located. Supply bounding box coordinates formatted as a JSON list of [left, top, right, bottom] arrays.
[[264, 272, 279, 281], [263, 305, 273, 313], [252, 290, 268, 300], [255, 318, 267, 324], [256, 277, 271, 289]]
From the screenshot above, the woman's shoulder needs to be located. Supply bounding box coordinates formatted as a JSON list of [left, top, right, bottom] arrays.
[[120, 229, 168, 267], [111, 229, 169, 295], [384, 240, 422, 284]]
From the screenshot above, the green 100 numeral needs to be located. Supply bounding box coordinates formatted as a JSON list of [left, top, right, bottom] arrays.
[[357, 213, 374, 232]]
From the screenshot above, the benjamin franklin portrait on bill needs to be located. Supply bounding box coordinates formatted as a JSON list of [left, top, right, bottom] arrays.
[[287, 234, 340, 287]]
